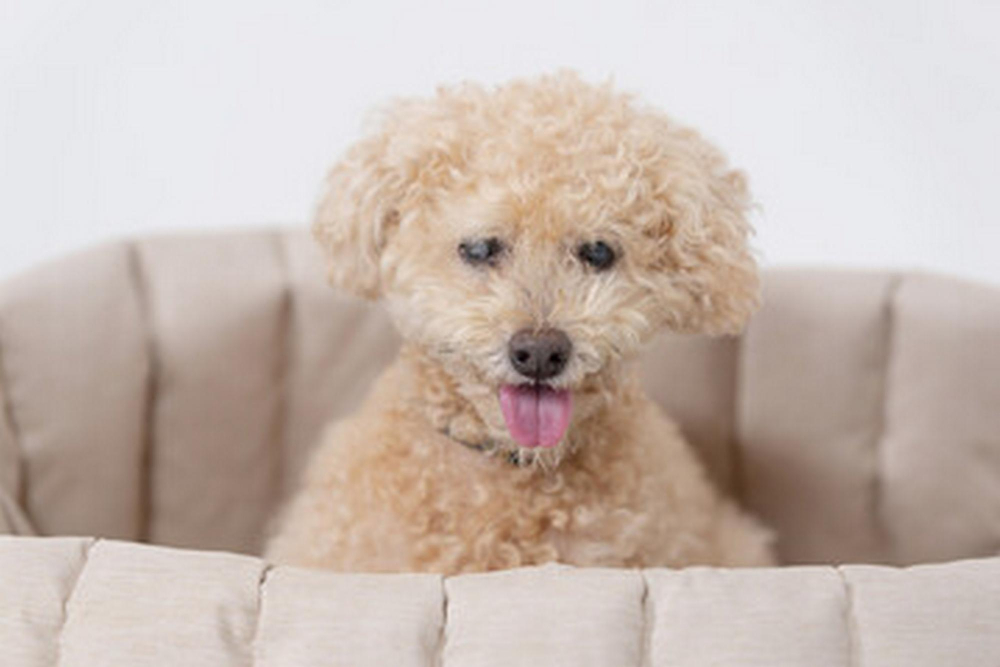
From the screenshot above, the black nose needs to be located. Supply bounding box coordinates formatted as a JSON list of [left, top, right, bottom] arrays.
[[508, 328, 572, 381]]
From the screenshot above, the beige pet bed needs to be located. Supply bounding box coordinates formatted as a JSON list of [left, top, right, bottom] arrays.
[[1, 229, 999, 665]]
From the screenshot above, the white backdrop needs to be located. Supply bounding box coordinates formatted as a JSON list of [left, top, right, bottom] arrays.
[[2, 0, 998, 283]]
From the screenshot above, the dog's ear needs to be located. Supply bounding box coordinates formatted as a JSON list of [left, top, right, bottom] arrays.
[[312, 130, 405, 299], [644, 131, 760, 336], [312, 96, 471, 298]]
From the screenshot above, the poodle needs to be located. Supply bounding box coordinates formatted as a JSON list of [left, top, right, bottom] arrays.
[[266, 72, 775, 574]]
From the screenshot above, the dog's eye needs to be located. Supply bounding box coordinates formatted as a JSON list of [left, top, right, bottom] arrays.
[[458, 237, 505, 267], [577, 240, 617, 271]]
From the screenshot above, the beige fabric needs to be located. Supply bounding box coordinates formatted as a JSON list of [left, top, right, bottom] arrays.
[[279, 232, 399, 498], [256, 567, 442, 667], [62, 540, 265, 666], [640, 333, 739, 493], [135, 234, 289, 553], [1, 536, 998, 667], [879, 274, 1000, 562], [737, 271, 898, 564], [444, 565, 645, 667], [843, 557, 1000, 665], [646, 566, 851, 665], [0, 485, 32, 535], [0, 243, 148, 540], [0, 229, 999, 567], [0, 363, 21, 517], [0, 537, 92, 666]]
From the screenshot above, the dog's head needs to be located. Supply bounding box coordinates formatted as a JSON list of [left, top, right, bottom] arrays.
[[315, 72, 758, 454]]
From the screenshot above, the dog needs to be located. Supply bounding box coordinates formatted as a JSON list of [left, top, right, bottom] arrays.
[[266, 72, 775, 574]]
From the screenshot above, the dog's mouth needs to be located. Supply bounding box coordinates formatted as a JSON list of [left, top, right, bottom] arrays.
[[498, 383, 573, 448]]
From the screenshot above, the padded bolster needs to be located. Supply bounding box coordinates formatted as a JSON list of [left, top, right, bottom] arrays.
[[737, 271, 897, 564], [880, 274, 1000, 562], [135, 234, 289, 554], [0, 231, 401, 555], [736, 270, 1000, 565], [0, 244, 148, 541], [1, 536, 998, 667], [2, 230, 999, 566]]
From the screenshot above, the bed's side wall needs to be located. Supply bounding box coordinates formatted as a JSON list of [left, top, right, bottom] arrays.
[[1, 230, 998, 566], [3, 537, 1000, 667]]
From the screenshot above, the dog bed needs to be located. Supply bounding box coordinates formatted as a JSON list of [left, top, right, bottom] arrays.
[[1, 229, 999, 665]]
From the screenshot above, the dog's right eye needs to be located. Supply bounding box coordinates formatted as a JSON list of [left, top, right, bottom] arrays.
[[458, 237, 505, 267]]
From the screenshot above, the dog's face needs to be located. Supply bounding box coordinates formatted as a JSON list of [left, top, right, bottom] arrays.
[[315, 73, 758, 453]]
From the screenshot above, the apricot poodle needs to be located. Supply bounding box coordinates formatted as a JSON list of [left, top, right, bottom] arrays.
[[267, 72, 775, 574]]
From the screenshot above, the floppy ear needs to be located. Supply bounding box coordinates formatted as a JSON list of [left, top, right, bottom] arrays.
[[313, 91, 481, 298], [312, 131, 405, 299], [647, 136, 760, 336]]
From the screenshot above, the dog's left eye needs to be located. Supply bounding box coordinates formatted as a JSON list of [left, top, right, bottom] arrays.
[[458, 237, 505, 267], [577, 240, 617, 271]]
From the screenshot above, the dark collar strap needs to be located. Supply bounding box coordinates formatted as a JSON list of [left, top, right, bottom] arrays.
[[440, 428, 524, 466]]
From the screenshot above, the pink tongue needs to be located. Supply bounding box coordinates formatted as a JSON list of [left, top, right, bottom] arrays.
[[498, 384, 573, 448]]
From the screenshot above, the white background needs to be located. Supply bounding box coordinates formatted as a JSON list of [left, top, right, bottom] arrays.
[[2, 0, 998, 284]]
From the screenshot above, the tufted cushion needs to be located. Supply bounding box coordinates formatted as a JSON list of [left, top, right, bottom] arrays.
[[1, 536, 998, 666], [0, 229, 999, 565]]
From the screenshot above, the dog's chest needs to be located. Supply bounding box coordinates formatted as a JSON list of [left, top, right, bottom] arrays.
[[396, 447, 657, 570]]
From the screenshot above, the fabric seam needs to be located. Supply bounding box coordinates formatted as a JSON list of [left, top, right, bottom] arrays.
[[248, 564, 273, 667], [0, 317, 27, 513], [127, 241, 159, 544], [435, 576, 448, 667], [55, 538, 97, 667], [269, 231, 294, 516], [836, 566, 859, 667], [638, 572, 651, 667], [870, 273, 904, 560]]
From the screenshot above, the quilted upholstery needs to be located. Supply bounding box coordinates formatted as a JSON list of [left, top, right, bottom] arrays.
[[2, 536, 999, 666], [1, 230, 1000, 565]]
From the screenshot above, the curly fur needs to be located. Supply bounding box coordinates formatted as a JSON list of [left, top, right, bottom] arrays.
[[267, 72, 774, 573]]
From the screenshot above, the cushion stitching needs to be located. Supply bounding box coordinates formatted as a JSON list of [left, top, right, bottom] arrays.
[[870, 274, 904, 561], [126, 240, 159, 544], [248, 563, 273, 667], [55, 537, 97, 667], [638, 571, 651, 667], [836, 567, 859, 667], [437, 577, 448, 667], [269, 231, 293, 513], [0, 313, 28, 515]]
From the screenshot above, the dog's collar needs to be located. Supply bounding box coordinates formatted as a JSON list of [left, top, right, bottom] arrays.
[[439, 427, 524, 466]]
